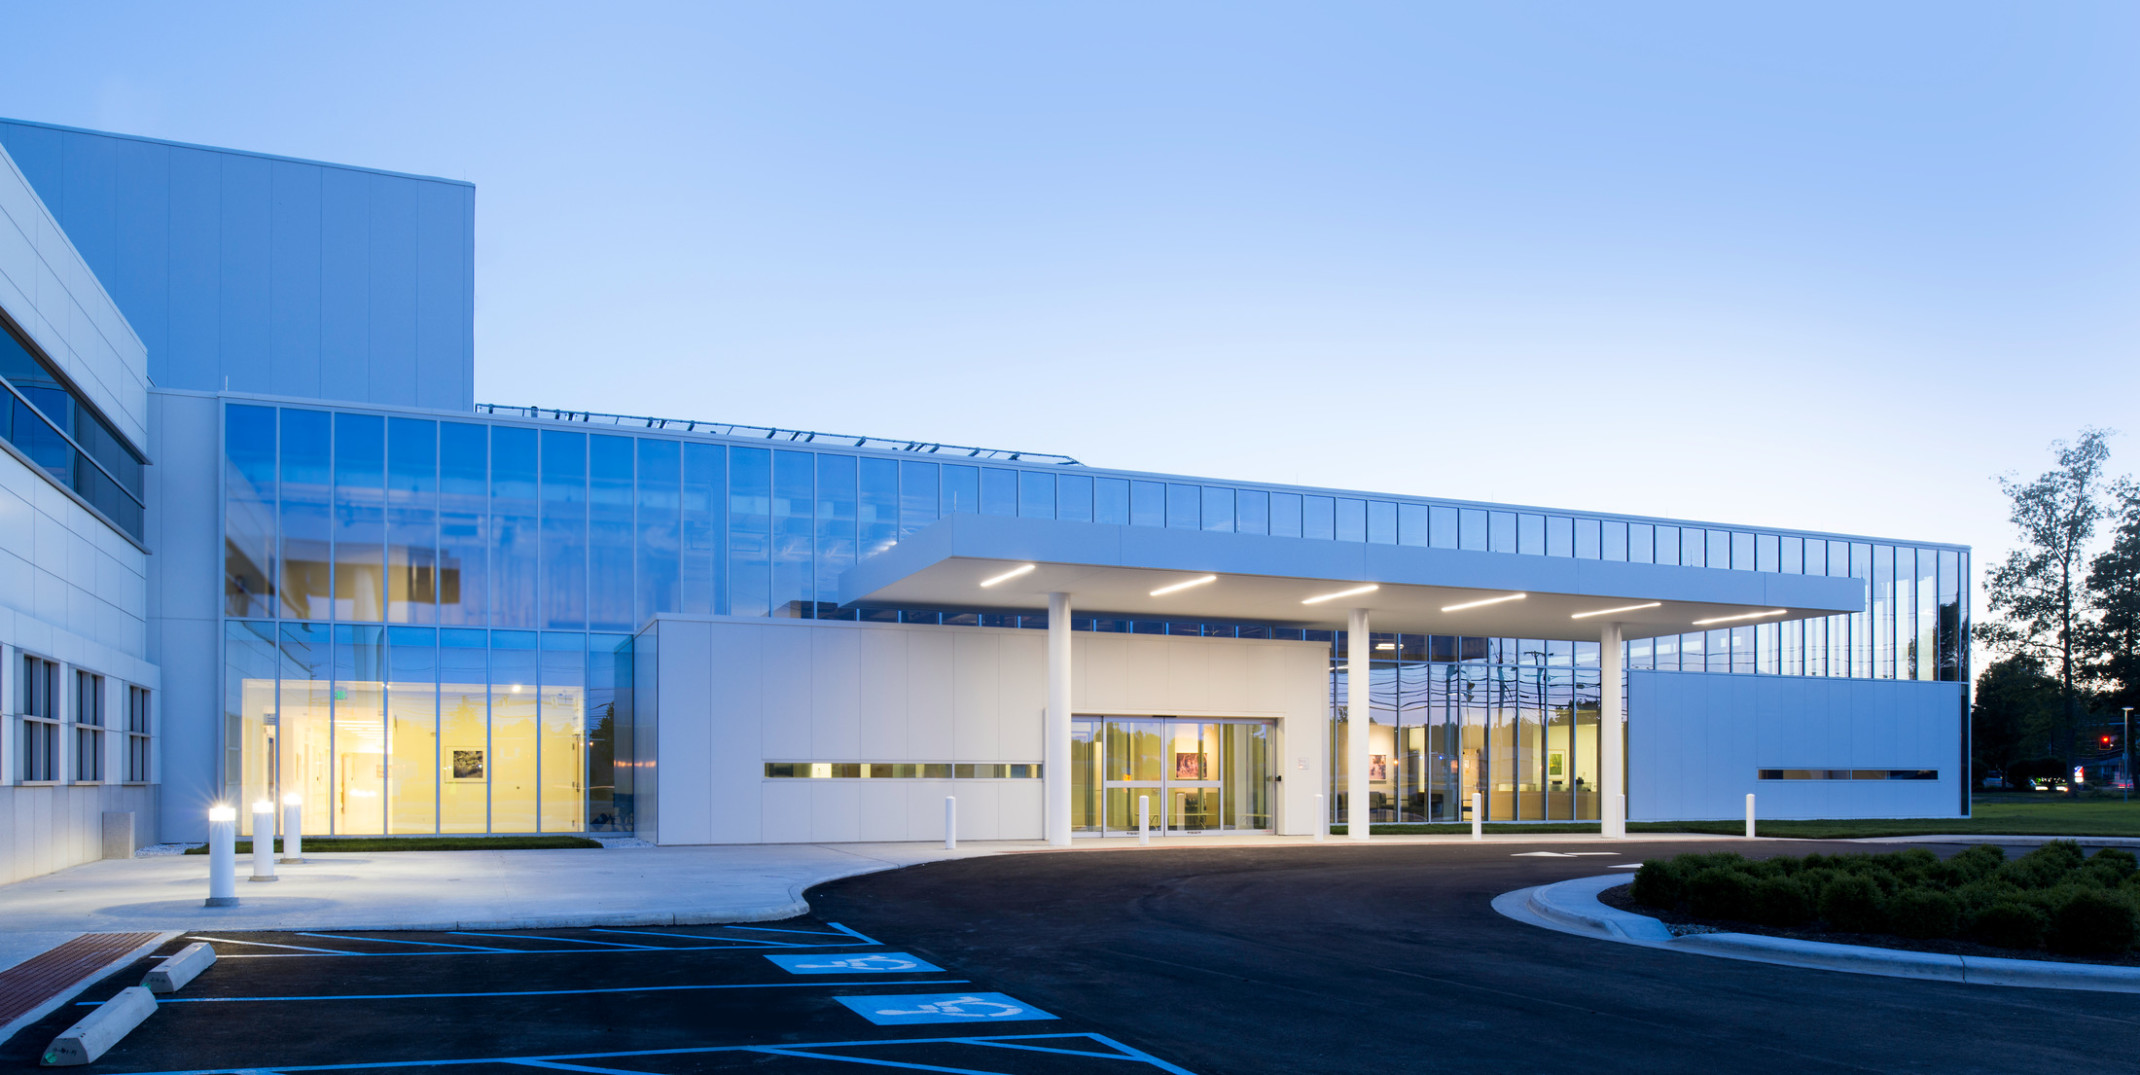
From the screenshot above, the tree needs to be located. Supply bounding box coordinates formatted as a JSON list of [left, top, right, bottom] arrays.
[[1971, 656, 2059, 787], [1975, 428, 2114, 791], [2085, 477, 2140, 714]]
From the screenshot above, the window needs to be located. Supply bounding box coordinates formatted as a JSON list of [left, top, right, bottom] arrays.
[[0, 311, 147, 540], [19, 654, 58, 781], [125, 686, 151, 783], [763, 761, 1042, 779], [74, 670, 104, 782]]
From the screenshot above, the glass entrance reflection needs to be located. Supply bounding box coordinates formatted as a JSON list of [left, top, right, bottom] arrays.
[[1074, 717, 1271, 836]]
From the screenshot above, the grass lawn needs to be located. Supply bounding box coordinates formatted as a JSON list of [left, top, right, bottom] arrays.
[[1332, 794, 2140, 840], [183, 835, 604, 854]]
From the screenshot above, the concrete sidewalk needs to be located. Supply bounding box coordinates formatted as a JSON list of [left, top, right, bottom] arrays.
[[0, 842, 988, 973]]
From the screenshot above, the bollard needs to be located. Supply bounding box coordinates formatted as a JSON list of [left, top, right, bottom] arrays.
[[205, 805, 238, 907], [1138, 794, 1150, 846], [1471, 792, 1483, 841], [280, 794, 304, 863], [1312, 793, 1325, 842], [1745, 792, 1756, 839], [249, 801, 278, 882], [943, 796, 956, 851]]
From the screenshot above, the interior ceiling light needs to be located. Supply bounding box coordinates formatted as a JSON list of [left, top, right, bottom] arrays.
[[1150, 574, 1218, 597], [1570, 601, 1663, 620], [1441, 593, 1526, 613], [1690, 609, 1789, 626], [1302, 583, 1379, 605], [1374, 642, 1396, 651], [980, 564, 1037, 588]]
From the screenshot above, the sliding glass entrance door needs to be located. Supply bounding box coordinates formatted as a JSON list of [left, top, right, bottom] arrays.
[[1073, 717, 1272, 836]]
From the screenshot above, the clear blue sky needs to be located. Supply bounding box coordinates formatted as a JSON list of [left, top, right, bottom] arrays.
[[3, 2, 2136, 582]]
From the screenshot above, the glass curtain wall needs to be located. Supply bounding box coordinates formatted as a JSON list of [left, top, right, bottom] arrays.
[[220, 400, 1970, 834], [223, 619, 628, 836], [1332, 635, 1601, 825]]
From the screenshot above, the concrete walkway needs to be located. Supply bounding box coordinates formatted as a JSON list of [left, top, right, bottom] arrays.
[[0, 842, 989, 974]]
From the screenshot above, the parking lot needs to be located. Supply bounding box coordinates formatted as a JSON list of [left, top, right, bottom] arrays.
[[13, 838, 2140, 1075], [2, 917, 1195, 1074]]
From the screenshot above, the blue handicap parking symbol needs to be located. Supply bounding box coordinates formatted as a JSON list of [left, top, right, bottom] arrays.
[[834, 992, 1058, 1026], [764, 951, 944, 975]]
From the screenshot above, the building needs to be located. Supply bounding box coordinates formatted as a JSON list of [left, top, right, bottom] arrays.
[[0, 119, 1971, 881]]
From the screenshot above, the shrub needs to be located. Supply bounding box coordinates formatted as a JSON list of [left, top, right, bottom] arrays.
[[1631, 860, 1684, 909], [2044, 887, 2139, 956], [1969, 901, 2049, 950], [1934, 845, 2005, 886], [2078, 848, 2138, 889], [1887, 888, 1961, 940], [1687, 867, 1758, 921], [1747, 876, 1813, 927], [1819, 873, 1886, 933]]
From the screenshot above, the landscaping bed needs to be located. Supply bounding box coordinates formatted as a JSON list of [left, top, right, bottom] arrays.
[[1606, 843, 2140, 966]]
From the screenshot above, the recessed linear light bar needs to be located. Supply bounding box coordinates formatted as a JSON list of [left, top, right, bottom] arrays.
[[1690, 609, 1789, 626], [1441, 593, 1526, 613], [980, 564, 1037, 588], [1303, 583, 1379, 605], [1570, 601, 1663, 620], [1150, 574, 1218, 597]]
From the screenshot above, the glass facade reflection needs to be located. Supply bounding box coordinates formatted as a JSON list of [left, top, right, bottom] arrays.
[[1331, 637, 1603, 824], [220, 400, 1971, 834]]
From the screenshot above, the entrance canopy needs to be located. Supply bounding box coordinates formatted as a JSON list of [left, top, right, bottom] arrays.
[[840, 514, 1864, 642]]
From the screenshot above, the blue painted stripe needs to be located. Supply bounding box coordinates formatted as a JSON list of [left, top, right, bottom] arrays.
[[86, 1032, 1189, 1075], [500, 1062, 652, 1075], [585, 927, 827, 948], [1085, 1034, 1202, 1075], [718, 925, 856, 938], [446, 932, 655, 950], [84, 980, 968, 1005], [746, 1047, 1011, 1074], [826, 922, 884, 945]]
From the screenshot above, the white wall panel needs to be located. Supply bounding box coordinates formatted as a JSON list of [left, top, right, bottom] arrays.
[[1630, 670, 1965, 820], [646, 615, 1325, 844]]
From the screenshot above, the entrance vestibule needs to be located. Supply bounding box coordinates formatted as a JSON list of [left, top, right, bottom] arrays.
[[1070, 717, 1274, 836]]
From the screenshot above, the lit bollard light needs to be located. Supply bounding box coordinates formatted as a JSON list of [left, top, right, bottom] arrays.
[[250, 801, 278, 882], [205, 805, 238, 907], [943, 796, 956, 851], [1471, 792, 1483, 841], [280, 794, 304, 864], [1312, 793, 1325, 842], [1745, 792, 1757, 839], [1138, 794, 1150, 846]]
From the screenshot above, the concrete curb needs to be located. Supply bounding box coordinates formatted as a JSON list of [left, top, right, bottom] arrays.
[[1846, 834, 2140, 848], [1497, 874, 2140, 993]]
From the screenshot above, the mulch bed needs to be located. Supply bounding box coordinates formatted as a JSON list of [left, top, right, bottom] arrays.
[[1595, 882, 2140, 968]]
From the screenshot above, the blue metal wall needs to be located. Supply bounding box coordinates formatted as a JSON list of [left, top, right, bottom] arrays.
[[0, 119, 474, 410]]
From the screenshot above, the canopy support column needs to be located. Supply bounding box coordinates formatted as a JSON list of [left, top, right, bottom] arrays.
[[1046, 591, 1073, 847], [1347, 607, 1371, 841], [1600, 620, 1626, 838]]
